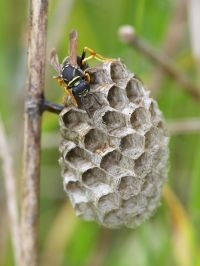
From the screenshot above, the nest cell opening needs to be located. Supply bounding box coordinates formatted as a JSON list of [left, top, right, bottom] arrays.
[[74, 202, 95, 220], [110, 61, 129, 81], [134, 152, 152, 177], [145, 127, 162, 149], [62, 169, 77, 185], [120, 133, 145, 159], [126, 78, 145, 102], [84, 128, 108, 153], [107, 85, 128, 110], [122, 195, 147, 216], [102, 110, 126, 133], [130, 107, 151, 131], [103, 209, 123, 228], [65, 146, 91, 169], [65, 180, 81, 192], [118, 175, 141, 199], [64, 181, 88, 204], [100, 149, 121, 172], [61, 109, 88, 130], [97, 193, 120, 213], [82, 167, 108, 187], [121, 197, 138, 214]]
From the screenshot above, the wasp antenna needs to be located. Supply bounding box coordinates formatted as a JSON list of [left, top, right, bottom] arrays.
[[69, 29, 78, 66], [69, 29, 78, 41]]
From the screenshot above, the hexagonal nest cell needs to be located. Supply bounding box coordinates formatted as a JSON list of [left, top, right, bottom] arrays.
[[59, 59, 169, 229], [107, 85, 129, 110], [84, 128, 109, 154]]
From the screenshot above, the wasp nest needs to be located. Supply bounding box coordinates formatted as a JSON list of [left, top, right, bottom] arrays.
[[59, 60, 169, 229]]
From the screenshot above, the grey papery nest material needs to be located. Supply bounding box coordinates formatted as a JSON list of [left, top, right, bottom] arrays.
[[59, 60, 169, 229]]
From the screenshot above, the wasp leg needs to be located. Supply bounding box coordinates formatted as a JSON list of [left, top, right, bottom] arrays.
[[90, 93, 102, 106], [53, 76, 65, 88], [80, 97, 92, 118], [81, 46, 113, 65], [84, 72, 91, 83], [53, 76, 78, 107], [42, 99, 64, 114], [63, 86, 78, 107]]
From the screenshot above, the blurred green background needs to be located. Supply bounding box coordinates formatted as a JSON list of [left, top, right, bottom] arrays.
[[1, 0, 200, 265]]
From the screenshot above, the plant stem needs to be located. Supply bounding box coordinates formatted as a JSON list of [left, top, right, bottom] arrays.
[[131, 36, 200, 100], [21, 1, 48, 266], [118, 25, 200, 102]]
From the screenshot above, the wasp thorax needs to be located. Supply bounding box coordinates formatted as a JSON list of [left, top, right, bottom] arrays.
[[59, 60, 169, 229]]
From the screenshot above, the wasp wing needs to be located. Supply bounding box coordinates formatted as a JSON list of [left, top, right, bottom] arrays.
[[49, 48, 62, 75], [68, 29, 78, 67]]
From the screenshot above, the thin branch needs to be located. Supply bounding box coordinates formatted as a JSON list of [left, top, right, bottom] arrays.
[[167, 118, 200, 135], [41, 99, 63, 114], [118, 25, 200, 102], [21, 0, 48, 266], [0, 117, 20, 266]]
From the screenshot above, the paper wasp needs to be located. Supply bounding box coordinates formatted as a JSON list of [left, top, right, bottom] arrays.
[[49, 30, 111, 115]]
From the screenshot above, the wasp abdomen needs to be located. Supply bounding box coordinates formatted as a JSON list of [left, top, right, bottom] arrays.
[[72, 80, 90, 97], [61, 64, 90, 99]]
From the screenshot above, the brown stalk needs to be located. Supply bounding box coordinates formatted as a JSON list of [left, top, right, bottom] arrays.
[[167, 118, 200, 135], [131, 37, 200, 100], [118, 25, 200, 102], [21, 1, 48, 266]]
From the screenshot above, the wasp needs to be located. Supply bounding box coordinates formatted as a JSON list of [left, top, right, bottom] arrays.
[[49, 30, 111, 115]]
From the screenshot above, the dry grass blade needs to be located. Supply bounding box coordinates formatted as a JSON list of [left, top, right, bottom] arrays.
[[163, 185, 198, 266], [167, 118, 200, 135], [40, 203, 78, 266], [0, 117, 20, 266], [69, 29, 78, 66], [188, 0, 200, 60]]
